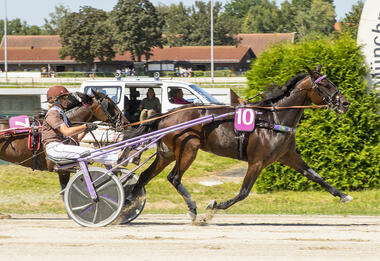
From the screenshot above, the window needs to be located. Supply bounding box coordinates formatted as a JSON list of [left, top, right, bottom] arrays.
[[84, 86, 122, 104], [168, 87, 198, 104]]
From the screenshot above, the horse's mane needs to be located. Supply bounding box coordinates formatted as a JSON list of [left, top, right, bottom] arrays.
[[65, 92, 93, 119], [253, 73, 308, 106]]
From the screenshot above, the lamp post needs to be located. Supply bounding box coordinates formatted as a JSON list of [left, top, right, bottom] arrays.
[[4, 0, 8, 81], [210, 0, 214, 85]]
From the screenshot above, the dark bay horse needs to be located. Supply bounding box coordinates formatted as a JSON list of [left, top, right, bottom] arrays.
[[0, 90, 128, 190], [129, 65, 352, 220]]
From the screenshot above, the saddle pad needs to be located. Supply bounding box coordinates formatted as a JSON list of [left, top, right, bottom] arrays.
[[9, 115, 30, 133], [234, 108, 255, 132]]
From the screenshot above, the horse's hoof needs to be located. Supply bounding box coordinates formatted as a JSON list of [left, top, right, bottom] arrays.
[[186, 211, 197, 221], [206, 200, 217, 210], [0, 213, 11, 219], [340, 195, 353, 203]]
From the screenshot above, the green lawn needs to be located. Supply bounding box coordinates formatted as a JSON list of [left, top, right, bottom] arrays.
[[0, 150, 379, 215]]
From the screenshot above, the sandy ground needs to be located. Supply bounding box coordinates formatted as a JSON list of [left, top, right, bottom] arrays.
[[0, 214, 379, 261]]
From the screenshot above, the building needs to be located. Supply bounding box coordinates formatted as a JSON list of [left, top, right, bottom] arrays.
[[0, 33, 294, 73]]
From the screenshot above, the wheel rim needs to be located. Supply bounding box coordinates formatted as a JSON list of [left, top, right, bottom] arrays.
[[64, 167, 124, 227]]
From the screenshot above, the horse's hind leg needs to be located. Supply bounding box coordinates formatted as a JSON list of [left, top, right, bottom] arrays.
[[129, 152, 175, 200], [58, 170, 70, 191], [208, 161, 264, 210], [279, 151, 353, 202], [167, 136, 201, 220]]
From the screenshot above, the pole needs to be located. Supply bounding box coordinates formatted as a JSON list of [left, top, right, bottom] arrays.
[[210, 0, 214, 85], [4, 0, 8, 81]]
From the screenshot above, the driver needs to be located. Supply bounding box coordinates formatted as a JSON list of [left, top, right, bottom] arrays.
[[42, 85, 126, 165]]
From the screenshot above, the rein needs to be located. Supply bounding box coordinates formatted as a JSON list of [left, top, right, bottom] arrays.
[[118, 103, 328, 129]]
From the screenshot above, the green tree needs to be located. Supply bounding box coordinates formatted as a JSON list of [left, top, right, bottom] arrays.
[[157, 1, 237, 46], [157, 3, 192, 46], [187, 1, 237, 46], [278, 0, 297, 32], [340, 0, 364, 38], [241, 0, 281, 33], [245, 35, 379, 192], [276, 0, 336, 38], [0, 18, 43, 39], [110, 0, 164, 62], [42, 4, 71, 35], [224, 0, 257, 18], [59, 6, 115, 69]]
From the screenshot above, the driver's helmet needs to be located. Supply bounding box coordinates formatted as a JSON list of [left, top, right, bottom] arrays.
[[47, 85, 70, 103]]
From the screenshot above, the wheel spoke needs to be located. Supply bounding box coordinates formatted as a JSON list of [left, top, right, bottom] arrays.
[[72, 203, 92, 212], [95, 179, 114, 193], [72, 184, 89, 199], [100, 195, 119, 211], [92, 204, 99, 224]]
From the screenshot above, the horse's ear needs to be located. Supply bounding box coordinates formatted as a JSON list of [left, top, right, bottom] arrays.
[[91, 89, 98, 97], [316, 64, 321, 72], [76, 92, 87, 100], [76, 92, 92, 104], [305, 66, 313, 76]]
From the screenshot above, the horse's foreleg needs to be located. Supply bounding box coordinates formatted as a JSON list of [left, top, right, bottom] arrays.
[[208, 162, 264, 210], [167, 136, 200, 220], [279, 151, 353, 202]]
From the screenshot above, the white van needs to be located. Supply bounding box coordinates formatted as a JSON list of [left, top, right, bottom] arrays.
[[78, 76, 237, 144], [79, 77, 228, 114]]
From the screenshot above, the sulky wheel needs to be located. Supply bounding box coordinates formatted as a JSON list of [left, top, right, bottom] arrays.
[[64, 167, 124, 227], [116, 170, 146, 225]]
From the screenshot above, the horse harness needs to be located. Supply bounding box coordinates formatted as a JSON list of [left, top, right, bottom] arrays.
[[234, 108, 297, 161]]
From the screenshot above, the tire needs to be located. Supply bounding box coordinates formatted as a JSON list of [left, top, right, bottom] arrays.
[[116, 171, 146, 225], [64, 167, 124, 227]]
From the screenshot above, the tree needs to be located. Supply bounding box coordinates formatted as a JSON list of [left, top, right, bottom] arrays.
[[340, 0, 364, 38], [42, 4, 71, 35], [280, 0, 335, 39], [224, 0, 257, 19], [110, 0, 164, 62], [241, 0, 281, 33], [188, 1, 238, 46], [58, 6, 115, 69], [157, 3, 192, 46], [278, 0, 297, 33], [0, 18, 43, 40]]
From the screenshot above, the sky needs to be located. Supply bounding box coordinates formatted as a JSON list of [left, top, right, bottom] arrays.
[[1, 0, 361, 26]]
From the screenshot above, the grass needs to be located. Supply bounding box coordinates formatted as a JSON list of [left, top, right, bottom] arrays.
[[0, 150, 379, 215]]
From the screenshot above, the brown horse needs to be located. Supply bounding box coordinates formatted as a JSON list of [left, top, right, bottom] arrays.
[[0, 90, 128, 190], [128, 65, 352, 220]]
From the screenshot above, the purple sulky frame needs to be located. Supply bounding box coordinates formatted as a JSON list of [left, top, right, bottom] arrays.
[[61, 112, 234, 200]]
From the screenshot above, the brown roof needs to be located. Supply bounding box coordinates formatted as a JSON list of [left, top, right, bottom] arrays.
[[114, 46, 253, 63], [0, 35, 253, 64], [0, 35, 73, 64], [237, 33, 295, 56]]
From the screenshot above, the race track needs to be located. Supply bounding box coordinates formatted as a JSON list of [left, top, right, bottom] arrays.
[[0, 214, 379, 261]]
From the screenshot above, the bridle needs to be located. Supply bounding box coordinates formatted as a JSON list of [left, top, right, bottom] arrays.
[[93, 95, 124, 129], [310, 72, 343, 111]]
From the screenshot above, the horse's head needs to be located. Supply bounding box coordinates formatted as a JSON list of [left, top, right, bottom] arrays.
[[74, 90, 128, 128], [67, 92, 129, 128], [306, 64, 350, 114]]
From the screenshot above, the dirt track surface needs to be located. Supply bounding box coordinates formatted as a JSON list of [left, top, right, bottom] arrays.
[[0, 214, 379, 261]]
